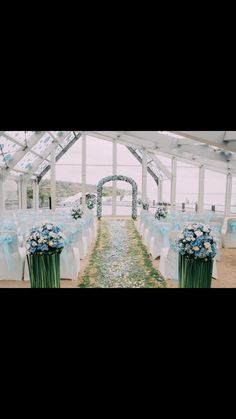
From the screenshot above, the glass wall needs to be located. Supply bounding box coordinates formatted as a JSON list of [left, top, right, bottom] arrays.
[[117, 143, 141, 215], [42, 140, 82, 209], [176, 162, 199, 211], [4, 179, 19, 210], [204, 169, 226, 213], [155, 154, 171, 204]]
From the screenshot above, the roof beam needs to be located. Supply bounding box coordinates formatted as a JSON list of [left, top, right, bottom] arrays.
[[147, 153, 171, 179], [171, 131, 236, 153]]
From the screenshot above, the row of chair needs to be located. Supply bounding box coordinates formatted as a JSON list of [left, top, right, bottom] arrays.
[[0, 215, 97, 281]]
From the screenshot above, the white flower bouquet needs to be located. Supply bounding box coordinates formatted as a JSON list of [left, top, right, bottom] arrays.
[[71, 205, 83, 220], [142, 201, 149, 210], [155, 206, 168, 220]]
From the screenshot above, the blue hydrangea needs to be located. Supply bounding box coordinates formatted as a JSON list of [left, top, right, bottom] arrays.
[[71, 206, 83, 220], [176, 223, 217, 261], [155, 206, 168, 220], [26, 222, 65, 255]]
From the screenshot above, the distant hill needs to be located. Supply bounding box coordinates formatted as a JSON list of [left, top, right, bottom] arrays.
[[33, 180, 131, 206]]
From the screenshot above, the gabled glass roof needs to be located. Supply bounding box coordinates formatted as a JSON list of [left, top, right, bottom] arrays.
[[0, 131, 79, 180], [31, 133, 53, 154], [5, 131, 35, 144], [1, 131, 236, 182], [14, 151, 38, 172]]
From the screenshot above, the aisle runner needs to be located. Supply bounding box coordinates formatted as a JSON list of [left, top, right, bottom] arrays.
[[79, 219, 166, 288]]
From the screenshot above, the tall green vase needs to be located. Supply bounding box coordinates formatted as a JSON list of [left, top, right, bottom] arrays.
[[27, 253, 61, 288], [178, 255, 213, 288]]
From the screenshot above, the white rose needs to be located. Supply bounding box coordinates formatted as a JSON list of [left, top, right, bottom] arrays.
[[50, 232, 58, 238], [193, 246, 200, 251], [203, 226, 209, 233], [179, 234, 184, 239], [188, 225, 193, 230], [204, 242, 211, 249], [195, 231, 203, 237]]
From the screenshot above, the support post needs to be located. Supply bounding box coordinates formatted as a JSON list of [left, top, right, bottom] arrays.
[[22, 178, 28, 210], [50, 141, 56, 211], [170, 157, 177, 210], [225, 173, 233, 216], [33, 179, 39, 210], [142, 148, 147, 202], [112, 138, 117, 216], [82, 134, 87, 212], [158, 179, 163, 203], [0, 173, 5, 212], [198, 165, 205, 214]]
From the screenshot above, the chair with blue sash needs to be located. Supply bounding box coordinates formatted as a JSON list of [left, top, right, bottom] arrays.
[[159, 232, 218, 282], [159, 232, 179, 282], [139, 211, 152, 236], [209, 222, 222, 260], [66, 221, 88, 259], [0, 231, 25, 280], [222, 218, 236, 248], [60, 231, 80, 281], [149, 222, 172, 259]]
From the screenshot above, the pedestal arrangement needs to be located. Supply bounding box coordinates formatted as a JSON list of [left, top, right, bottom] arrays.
[[176, 223, 218, 289], [178, 255, 213, 288], [26, 222, 65, 289], [27, 253, 60, 288]]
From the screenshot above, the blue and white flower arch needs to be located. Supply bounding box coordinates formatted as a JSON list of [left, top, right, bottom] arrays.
[[97, 175, 138, 220]]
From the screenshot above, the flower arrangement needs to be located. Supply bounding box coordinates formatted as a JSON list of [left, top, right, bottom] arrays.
[[87, 199, 95, 210], [26, 223, 65, 255], [155, 206, 168, 220], [176, 223, 217, 261], [71, 205, 83, 220], [142, 201, 149, 210]]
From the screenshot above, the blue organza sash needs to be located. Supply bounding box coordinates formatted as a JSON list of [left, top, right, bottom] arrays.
[[0, 235, 17, 271]]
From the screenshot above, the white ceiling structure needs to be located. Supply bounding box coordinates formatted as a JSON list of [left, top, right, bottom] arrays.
[[1, 131, 236, 182]]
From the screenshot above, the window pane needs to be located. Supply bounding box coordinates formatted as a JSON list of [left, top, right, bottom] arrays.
[[204, 169, 226, 212], [176, 162, 199, 210]]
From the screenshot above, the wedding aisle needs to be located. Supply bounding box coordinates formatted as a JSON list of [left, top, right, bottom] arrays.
[[78, 219, 166, 288]]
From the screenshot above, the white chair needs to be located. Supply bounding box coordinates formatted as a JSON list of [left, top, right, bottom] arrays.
[[149, 222, 172, 259], [222, 218, 236, 248], [60, 245, 80, 280], [209, 222, 222, 261], [0, 231, 25, 280]]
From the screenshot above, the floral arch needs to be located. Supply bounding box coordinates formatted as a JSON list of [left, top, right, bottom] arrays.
[[97, 175, 138, 220]]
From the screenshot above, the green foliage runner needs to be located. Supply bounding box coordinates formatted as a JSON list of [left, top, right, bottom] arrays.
[[79, 219, 166, 288]]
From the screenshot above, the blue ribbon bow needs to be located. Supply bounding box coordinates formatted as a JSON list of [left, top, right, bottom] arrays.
[[0, 236, 17, 271], [230, 222, 236, 232]]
